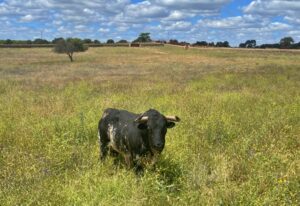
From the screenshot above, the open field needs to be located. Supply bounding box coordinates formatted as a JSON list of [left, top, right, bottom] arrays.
[[0, 46, 299, 205]]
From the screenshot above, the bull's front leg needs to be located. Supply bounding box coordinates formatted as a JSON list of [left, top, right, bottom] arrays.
[[150, 153, 159, 167], [133, 155, 144, 175], [124, 153, 133, 169]]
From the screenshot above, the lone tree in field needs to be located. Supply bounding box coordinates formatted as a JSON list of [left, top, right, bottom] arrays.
[[239, 40, 256, 48], [133, 33, 152, 42], [53, 38, 88, 62], [280, 37, 294, 49]]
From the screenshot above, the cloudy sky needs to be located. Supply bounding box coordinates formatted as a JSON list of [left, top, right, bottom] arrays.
[[0, 0, 300, 46]]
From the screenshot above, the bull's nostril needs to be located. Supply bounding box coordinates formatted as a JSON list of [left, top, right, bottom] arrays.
[[155, 143, 164, 149]]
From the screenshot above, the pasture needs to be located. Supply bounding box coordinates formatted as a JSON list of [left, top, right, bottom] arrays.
[[0, 46, 299, 205]]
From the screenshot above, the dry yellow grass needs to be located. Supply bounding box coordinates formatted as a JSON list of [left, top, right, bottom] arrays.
[[0, 45, 299, 205]]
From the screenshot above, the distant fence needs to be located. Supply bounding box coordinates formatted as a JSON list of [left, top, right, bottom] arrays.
[[0, 42, 164, 48], [0, 44, 54, 48], [87, 43, 130, 47]]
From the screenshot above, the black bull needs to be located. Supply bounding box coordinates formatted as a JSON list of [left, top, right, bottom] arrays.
[[98, 108, 180, 170]]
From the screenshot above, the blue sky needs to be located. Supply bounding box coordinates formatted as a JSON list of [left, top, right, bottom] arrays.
[[0, 0, 299, 46]]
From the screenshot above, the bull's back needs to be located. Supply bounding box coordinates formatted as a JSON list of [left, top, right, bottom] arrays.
[[98, 108, 139, 142], [99, 108, 137, 126]]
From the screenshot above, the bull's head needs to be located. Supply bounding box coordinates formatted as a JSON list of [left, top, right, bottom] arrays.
[[134, 109, 180, 153]]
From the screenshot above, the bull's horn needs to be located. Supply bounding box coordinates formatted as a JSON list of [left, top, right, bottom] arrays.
[[165, 116, 180, 122], [134, 116, 148, 122]]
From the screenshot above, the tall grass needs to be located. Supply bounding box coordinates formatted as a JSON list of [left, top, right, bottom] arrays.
[[0, 46, 299, 205]]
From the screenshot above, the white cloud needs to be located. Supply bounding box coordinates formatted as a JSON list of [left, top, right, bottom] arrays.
[[75, 25, 87, 30], [284, 16, 300, 25], [83, 8, 95, 15], [116, 26, 129, 32], [98, 28, 110, 33], [198, 15, 266, 29], [166, 21, 192, 31], [20, 14, 35, 22], [267, 22, 292, 31], [126, 1, 167, 18], [153, 0, 231, 10], [244, 0, 300, 17], [53, 20, 63, 25], [164, 10, 195, 21]]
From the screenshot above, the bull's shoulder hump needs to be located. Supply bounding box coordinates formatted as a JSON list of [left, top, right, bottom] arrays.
[[102, 108, 120, 117], [101, 109, 140, 124], [118, 110, 139, 121], [103, 108, 119, 114]]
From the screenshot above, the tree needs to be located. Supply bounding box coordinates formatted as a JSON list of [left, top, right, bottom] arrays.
[[193, 41, 208, 46], [83, 38, 92, 44], [245, 40, 256, 48], [117, 39, 128, 43], [4, 39, 13, 44], [260, 43, 280, 49], [280, 37, 294, 49], [239, 43, 246, 48], [53, 38, 88, 62], [223, 41, 230, 47], [240, 40, 256, 48], [208, 42, 215, 47], [133, 33, 152, 42], [216, 41, 230, 47], [93, 40, 101, 44], [180, 41, 189, 46], [169, 39, 179, 45], [52, 37, 64, 44], [33, 38, 49, 44], [290, 41, 300, 49], [106, 39, 114, 44]]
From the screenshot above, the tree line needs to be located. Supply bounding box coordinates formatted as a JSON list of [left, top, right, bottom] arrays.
[[164, 36, 300, 49], [238, 37, 300, 49], [0, 33, 152, 45], [1, 33, 299, 49]]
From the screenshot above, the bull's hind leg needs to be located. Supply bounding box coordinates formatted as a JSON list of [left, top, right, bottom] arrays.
[[99, 130, 109, 161]]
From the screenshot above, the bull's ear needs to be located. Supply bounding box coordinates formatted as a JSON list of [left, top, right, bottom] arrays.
[[137, 123, 147, 130], [166, 121, 176, 128]]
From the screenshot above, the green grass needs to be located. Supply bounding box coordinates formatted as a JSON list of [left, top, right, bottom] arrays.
[[0, 46, 299, 205]]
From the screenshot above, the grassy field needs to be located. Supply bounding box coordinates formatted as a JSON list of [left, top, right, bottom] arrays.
[[0, 46, 299, 205]]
